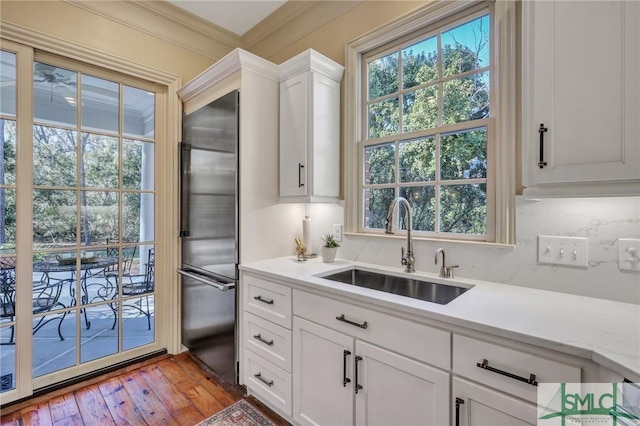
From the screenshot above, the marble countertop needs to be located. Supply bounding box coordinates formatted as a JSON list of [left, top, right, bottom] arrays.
[[240, 256, 640, 380]]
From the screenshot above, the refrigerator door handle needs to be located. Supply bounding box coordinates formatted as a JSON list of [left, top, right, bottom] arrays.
[[178, 269, 236, 291], [179, 142, 191, 237]]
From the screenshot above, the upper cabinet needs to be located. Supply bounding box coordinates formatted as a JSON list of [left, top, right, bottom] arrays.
[[522, 1, 640, 197], [279, 49, 344, 203]]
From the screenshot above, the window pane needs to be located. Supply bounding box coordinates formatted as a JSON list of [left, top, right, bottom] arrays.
[[81, 191, 119, 247], [123, 139, 154, 190], [33, 62, 77, 127], [33, 125, 77, 187], [81, 303, 118, 363], [82, 133, 118, 189], [0, 51, 16, 116], [399, 137, 436, 182], [364, 188, 395, 229], [441, 128, 487, 180], [0, 189, 16, 251], [1, 119, 16, 185], [82, 75, 119, 133], [443, 71, 489, 124], [400, 186, 435, 232], [368, 52, 398, 99], [33, 310, 76, 377], [368, 97, 399, 139], [403, 36, 438, 89], [0, 326, 15, 392], [33, 189, 77, 247], [123, 295, 154, 351], [365, 143, 395, 185], [403, 86, 438, 132], [124, 86, 155, 138], [440, 183, 486, 234], [123, 192, 154, 243], [442, 14, 490, 77]]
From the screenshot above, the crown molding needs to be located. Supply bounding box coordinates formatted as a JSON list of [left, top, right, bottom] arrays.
[[280, 48, 344, 81], [243, 0, 364, 60], [63, 0, 240, 60], [178, 48, 279, 103]]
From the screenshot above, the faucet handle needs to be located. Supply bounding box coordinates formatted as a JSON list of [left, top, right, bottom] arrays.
[[446, 265, 459, 279]]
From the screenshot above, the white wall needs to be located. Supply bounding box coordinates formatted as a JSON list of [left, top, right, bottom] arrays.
[[301, 196, 640, 304]]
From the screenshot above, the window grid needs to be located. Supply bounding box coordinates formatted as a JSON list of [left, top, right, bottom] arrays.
[[361, 8, 492, 240]]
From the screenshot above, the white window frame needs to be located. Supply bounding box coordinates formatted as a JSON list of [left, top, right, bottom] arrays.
[[344, 0, 516, 245]]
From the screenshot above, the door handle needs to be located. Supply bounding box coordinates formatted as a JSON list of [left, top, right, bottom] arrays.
[[343, 350, 351, 387], [179, 142, 191, 237], [538, 123, 548, 169], [177, 270, 235, 291], [354, 355, 363, 394], [298, 163, 305, 187], [455, 397, 465, 426]]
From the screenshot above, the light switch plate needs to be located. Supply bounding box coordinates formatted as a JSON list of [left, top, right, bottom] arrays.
[[538, 235, 588, 268], [618, 238, 640, 272]]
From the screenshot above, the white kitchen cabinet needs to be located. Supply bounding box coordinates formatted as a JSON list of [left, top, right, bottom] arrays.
[[292, 292, 450, 426], [279, 49, 344, 202], [522, 1, 640, 196], [452, 334, 581, 426], [240, 273, 293, 419], [453, 377, 537, 426]]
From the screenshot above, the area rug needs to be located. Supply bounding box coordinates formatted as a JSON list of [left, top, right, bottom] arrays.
[[196, 399, 278, 426]]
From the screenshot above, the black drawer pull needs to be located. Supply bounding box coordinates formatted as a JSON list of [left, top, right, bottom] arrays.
[[298, 163, 305, 187], [253, 334, 274, 346], [354, 355, 363, 394], [254, 295, 274, 305], [336, 314, 368, 329], [254, 372, 274, 387], [476, 359, 538, 386]]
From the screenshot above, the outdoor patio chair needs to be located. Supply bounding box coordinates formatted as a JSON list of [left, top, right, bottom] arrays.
[[114, 248, 154, 330]]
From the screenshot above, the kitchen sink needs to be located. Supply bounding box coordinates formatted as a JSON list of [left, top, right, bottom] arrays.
[[321, 268, 470, 305]]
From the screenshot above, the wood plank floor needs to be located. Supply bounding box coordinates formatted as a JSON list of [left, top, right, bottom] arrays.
[[0, 353, 290, 426]]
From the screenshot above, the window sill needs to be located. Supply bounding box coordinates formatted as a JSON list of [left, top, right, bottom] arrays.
[[343, 231, 515, 250]]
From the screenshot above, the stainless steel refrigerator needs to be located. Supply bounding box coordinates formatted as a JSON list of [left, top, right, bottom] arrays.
[[179, 90, 239, 384]]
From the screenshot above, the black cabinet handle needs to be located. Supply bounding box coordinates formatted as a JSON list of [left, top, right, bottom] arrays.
[[455, 397, 465, 426], [253, 295, 274, 305], [538, 123, 548, 169], [343, 350, 351, 387], [298, 163, 305, 187], [254, 372, 274, 387], [476, 359, 538, 386], [354, 355, 363, 394], [336, 314, 368, 329], [253, 334, 274, 346]]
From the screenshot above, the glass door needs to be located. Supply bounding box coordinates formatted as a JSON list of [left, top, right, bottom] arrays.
[[0, 44, 162, 399]]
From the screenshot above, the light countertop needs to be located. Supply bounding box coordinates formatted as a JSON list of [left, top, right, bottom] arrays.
[[240, 256, 640, 380]]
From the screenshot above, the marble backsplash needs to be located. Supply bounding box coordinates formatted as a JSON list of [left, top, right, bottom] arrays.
[[310, 196, 640, 304]]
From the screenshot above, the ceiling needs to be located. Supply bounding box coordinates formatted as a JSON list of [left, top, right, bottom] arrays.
[[166, 0, 288, 36]]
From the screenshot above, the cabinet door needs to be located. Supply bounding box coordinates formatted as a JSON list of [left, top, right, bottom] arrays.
[[453, 377, 537, 426], [355, 341, 449, 426], [280, 73, 308, 197], [293, 317, 354, 426], [522, 1, 640, 186]]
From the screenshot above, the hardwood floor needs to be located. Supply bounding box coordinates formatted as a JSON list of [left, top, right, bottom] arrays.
[[0, 353, 290, 426]]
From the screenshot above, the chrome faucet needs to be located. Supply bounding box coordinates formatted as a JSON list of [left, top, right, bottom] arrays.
[[385, 196, 415, 273], [435, 248, 458, 278]]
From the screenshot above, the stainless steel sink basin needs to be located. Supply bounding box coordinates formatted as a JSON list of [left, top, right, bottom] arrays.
[[322, 268, 470, 305]]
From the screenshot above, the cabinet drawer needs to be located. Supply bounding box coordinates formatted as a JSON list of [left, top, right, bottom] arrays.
[[244, 349, 292, 418], [243, 274, 292, 328], [244, 312, 292, 372], [293, 289, 450, 370], [453, 334, 581, 403]]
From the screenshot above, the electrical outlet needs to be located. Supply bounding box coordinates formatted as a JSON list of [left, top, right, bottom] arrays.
[[538, 235, 588, 268], [333, 224, 343, 242], [618, 238, 640, 272]]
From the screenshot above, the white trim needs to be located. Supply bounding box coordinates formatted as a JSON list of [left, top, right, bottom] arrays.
[[0, 24, 183, 403], [343, 0, 516, 244]]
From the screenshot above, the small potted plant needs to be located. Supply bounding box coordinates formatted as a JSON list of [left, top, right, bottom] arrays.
[[321, 233, 340, 263]]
